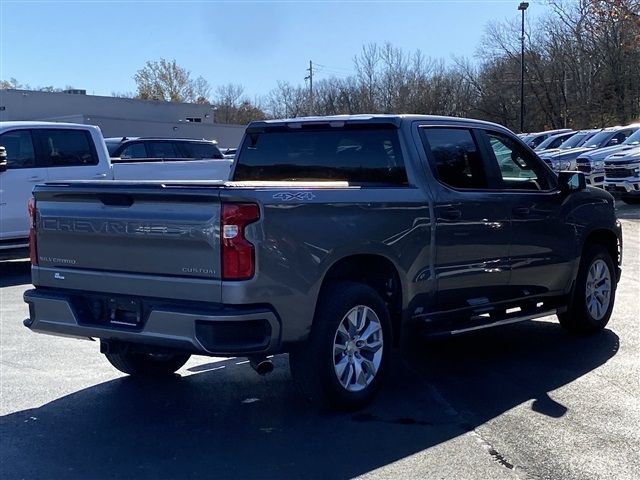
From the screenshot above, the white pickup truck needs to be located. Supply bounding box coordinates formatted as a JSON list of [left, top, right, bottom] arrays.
[[604, 146, 640, 204], [0, 122, 233, 259]]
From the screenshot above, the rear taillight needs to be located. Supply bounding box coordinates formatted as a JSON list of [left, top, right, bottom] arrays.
[[28, 197, 38, 265], [221, 203, 259, 280]]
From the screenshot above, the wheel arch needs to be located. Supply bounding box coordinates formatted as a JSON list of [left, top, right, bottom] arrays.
[[317, 254, 404, 346], [583, 228, 621, 277]]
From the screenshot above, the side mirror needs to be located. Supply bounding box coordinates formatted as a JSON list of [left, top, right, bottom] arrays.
[[0, 146, 7, 173], [608, 138, 619, 146], [558, 171, 586, 193]]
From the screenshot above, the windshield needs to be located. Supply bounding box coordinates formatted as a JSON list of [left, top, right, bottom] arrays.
[[535, 136, 555, 150], [527, 134, 548, 148], [558, 132, 595, 149], [583, 131, 613, 148], [623, 129, 640, 145], [536, 133, 571, 150]]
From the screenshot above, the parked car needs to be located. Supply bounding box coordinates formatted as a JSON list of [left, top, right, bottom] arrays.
[[603, 146, 640, 204], [540, 126, 637, 171], [23, 115, 622, 409], [0, 122, 233, 260], [538, 129, 601, 160], [534, 131, 576, 152], [105, 137, 225, 162], [576, 127, 640, 187], [522, 128, 572, 149], [220, 147, 237, 160]]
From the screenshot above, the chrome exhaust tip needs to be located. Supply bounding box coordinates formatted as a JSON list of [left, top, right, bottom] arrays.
[[249, 356, 274, 375]]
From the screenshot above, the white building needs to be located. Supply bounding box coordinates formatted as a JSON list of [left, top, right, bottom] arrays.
[[0, 89, 246, 148]]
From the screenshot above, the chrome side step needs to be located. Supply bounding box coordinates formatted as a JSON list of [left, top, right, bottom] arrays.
[[449, 309, 557, 335]]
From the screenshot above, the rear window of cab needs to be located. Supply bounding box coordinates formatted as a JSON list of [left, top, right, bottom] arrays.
[[233, 126, 408, 185]]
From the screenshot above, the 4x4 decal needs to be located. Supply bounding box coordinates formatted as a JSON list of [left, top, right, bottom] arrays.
[[272, 192, 316, 201]]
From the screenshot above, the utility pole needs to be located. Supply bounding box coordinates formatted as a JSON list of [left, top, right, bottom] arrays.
[[305, 60, 314, 115], [518, 2, 529, 133], [563, 69, 568, 128]]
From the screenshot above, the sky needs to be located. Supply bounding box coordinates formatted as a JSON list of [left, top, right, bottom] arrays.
[[0, 0, 550, 100]]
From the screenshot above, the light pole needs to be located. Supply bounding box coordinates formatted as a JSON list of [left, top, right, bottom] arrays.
[[518, 2, 529, 133]]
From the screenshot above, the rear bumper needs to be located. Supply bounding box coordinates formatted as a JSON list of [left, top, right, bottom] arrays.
[[23, 289, 281, 356], [0, 247, 28, 261], [0, 238, 29, 261]]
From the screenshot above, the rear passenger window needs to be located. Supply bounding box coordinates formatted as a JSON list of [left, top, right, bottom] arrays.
[[421, 128, 488, 189], [118, 142, 147, 159], [39, 129, 98, 167], [146, 142, 178, 159], [0, 130, 37, 168], [177, 142, 224, 160]]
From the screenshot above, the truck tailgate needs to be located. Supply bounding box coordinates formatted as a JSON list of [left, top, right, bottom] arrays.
[[32, 182, 223, 302]]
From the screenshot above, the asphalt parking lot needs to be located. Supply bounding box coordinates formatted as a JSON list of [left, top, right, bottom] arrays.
[[1, 204, 638, 480]]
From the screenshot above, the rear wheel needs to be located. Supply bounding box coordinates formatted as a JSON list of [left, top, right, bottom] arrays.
[[105, 349, 190, 377], [289, 282, 391, 410], [558, 244, 616, 333]]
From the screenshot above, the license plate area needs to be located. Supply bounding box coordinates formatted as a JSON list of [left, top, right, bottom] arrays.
[[107, 297, 143, 327], [71, 294, 146, 329]]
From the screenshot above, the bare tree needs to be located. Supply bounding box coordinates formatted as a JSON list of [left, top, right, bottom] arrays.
[[210, 84, 265, 124], [213, 84, 245, 122], [134, 58, 211, 104], [265, 81, 309, 118], [0, 78, 22, 90]]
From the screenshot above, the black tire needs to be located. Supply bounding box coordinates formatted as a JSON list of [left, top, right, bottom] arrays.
[[289, 282, 392, 410], [621, 195, 640, 205], [558, 244, 616, 334], [105, 349, 190, 377]]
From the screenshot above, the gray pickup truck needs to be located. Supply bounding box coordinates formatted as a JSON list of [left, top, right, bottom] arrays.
[[24, 115, 622, 409]]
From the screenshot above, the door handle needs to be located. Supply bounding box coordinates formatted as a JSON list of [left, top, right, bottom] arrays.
[[441, 208, 462, 220], [513, 206, 530, 217], [28, 176, 45, 182], [93, 173, 108, 178]]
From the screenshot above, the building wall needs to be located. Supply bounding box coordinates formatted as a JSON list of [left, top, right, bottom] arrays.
[[0, 89, 246, 148], [45, 115, 245, 148]]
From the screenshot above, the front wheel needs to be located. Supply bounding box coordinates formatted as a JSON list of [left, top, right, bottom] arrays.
[[558, 244, 616, 334], [289, 282, 392, 410], [105, 349, 191, 377]]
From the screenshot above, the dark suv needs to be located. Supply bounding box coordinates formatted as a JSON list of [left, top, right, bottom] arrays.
[[105, 137, 224, 161]]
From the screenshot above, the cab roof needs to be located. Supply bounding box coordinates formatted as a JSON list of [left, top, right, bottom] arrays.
[[247, 114, 511, 131]]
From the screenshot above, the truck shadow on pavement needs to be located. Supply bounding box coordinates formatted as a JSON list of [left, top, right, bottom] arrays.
[[0, 260, 31, 288], [0, 321, 619, 479]]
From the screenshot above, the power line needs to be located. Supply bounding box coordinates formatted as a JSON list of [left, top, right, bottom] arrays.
[[312, 62, 355, 78], [313, 62, 353, 74], [314, 68, 353, 79]]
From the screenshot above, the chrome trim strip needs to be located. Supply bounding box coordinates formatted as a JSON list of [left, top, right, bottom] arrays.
[[449, 310, 557, 335]]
